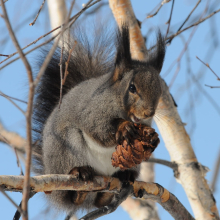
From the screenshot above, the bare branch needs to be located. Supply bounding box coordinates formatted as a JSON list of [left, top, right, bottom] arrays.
[[205, 85, 220, 88], [33, 0, 100, 88], [148, 158, 178, 170], [0, 92, 27, 104], [0, 1, 101, 66], [190, 72, 220, 115], [165, 0, 175, 38], [166, 8, 220, 43], [169, 25, 198, 87], [13, 192, 36, 220], [0, 175, 195, 220], [63, 41, 77, 85], [0, 91, 25, 114], [0, 34, 58, 71], [59, 34, 64, 109], [0, 0, 32, 80], [167, 0, 201, 44], [177, 0, 201, 32], [0, 3, 34, 216], [29, 0, 46, 26], [196, 56, 220, 80], [58, 0, 76, 108], [0, 187, 23, 215], [147, 0, 171, 19], [0, 0, 8, 6], [0, 54, 9, 57]]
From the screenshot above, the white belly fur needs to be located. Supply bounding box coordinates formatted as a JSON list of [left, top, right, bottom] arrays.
[[83, 132, 120, 176]]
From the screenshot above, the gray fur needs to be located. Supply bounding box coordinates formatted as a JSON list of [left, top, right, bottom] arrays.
[[33, 24, 166, 215]]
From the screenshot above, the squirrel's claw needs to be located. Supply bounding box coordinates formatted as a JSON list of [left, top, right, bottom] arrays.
[[69, 166, 94, 181]]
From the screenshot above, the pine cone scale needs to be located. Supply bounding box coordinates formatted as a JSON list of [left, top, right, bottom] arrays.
[[112, 123, 160, 170]]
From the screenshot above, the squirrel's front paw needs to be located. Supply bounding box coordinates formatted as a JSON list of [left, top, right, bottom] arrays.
[[139, 126, 160, 160], [116, 121, 139, 145], [69, 166, 94, 181]]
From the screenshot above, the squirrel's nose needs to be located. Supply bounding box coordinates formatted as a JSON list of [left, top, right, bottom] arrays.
[[144, 110, 155, 118]]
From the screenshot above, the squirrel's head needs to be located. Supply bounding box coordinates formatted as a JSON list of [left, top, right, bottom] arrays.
[[113, 26, 166, 124]]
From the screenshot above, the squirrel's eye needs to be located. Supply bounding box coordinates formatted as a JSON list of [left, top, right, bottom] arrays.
[[129, 84, 136, 94]]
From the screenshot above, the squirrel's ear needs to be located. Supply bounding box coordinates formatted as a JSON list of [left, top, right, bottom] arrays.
[[113, 25, 132, 81], [147, 31, 166, 73]]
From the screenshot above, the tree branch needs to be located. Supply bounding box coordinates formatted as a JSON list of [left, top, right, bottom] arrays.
[[0, 175, 195, 220], [29, 0, 46, 26], [108, 0, 220, 219], [80, 184, 133, 220], [166, 8, 220, 43]]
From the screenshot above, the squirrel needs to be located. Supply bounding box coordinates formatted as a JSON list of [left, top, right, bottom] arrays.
[[32, 23, 166, 215]]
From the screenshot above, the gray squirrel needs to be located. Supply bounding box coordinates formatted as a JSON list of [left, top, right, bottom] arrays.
[[32, 24, 166, 215]]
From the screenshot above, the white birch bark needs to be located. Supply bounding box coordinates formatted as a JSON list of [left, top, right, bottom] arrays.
[[47, 0, 67, 32], [109, 0, 219, 219]]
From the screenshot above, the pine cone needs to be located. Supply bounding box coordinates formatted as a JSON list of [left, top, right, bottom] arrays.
[[112, 124, 160, 170]]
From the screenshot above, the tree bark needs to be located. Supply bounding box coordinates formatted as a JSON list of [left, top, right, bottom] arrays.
[[109, 0, 219, 219]]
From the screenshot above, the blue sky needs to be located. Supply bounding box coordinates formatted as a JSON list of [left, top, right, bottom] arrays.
[[0, 0, 220, 219]]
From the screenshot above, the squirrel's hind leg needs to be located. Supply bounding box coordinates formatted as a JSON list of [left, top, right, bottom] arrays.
[[68, 166, 95, 205]]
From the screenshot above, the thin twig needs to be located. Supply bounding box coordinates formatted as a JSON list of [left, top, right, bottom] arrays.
[[167, 0, 201, 44], [0, 8, 39, 49], [33, 0, 99, 88], [58, 0, 76, 109], [0, 54, 9, 57], [191, 72, 220, 116], [0, 188, 23, 215], [147, 158, 178, 170], [1, 0, 34, 219], [58, 32, 64, 109], [0, 0, 32, 78], [147, 0, 171, 19], [63, 41, 77, 85], [68, 0, 101, 28], [166, 8, 220, 42], [13, 192, 36, 220], [0, 34, 58, 71], [165, 0, 175, 38], [196, 56, 220, 80], [0, 92, 27, 104], [168, 2, 209, 87], [0, 91, 26, 114], [205, 85, 220, 88], [0, 133, 24, 175], [169, 24, 198, 87], [29, 0, 46, 26], [0, 0, 101, 66], [85, 1, 108, 15], [178, 0, 201, 32], [0, 27, 61, 65]]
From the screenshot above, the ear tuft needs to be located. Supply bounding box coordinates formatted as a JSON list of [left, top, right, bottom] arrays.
[[113, 24, 132, 81], [147, 30, 166, 73]]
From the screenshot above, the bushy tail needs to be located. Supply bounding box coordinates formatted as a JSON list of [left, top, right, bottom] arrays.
[[32, 24, 117, 174]]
